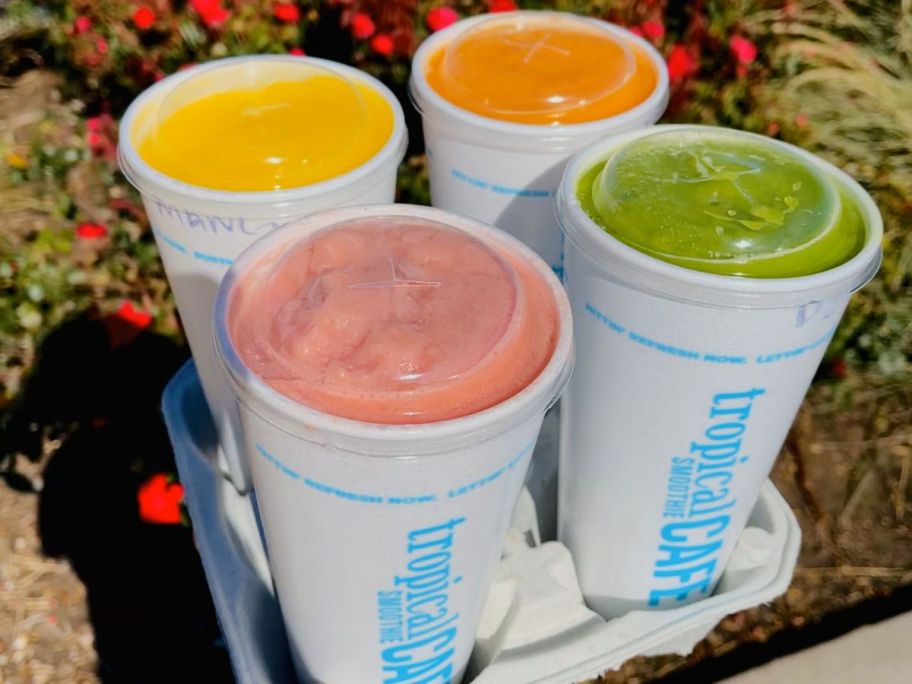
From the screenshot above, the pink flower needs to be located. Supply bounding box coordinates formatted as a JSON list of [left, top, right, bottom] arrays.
[[730, 35, 758, 65], [273, 2, 300, 24], [75, 222, 108, 239], [289, 47, 305, 55], [767, 121, 781, 136], [86, 114, 117, 161], [351, 12, 376, 40], [96, 38, 109, 55], [137, 474, 184, 525], [628, 26, 645, 38], [74, 16, 92, 34], [794, 113, 809, 128], [488, 0, 517, 12], [427, 6, 459, 32], [132, 5, 156, 31], [191, 0, 230, 28], [642, 21, 665, 41], [370, 33, 394, 57], [667, 44, 698, 81], [86, 116, 103, 133]]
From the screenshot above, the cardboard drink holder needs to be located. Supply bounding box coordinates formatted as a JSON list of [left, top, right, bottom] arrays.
[[164, 362, 800, 684]]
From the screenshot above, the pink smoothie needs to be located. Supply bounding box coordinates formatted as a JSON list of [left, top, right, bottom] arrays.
[[228, 217, 558, 424]]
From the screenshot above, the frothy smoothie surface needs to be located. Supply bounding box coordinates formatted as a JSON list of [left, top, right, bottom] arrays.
[[577, 129, 867, 277], [137, 62, 393, 191], [229, 218, 558, 424], [426, 14, 656, 125]]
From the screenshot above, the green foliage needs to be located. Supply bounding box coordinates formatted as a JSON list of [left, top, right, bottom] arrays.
[[0, 0, 909, 403], [39, 0, 323, 110], [744, 0, 912, 374], [0, 219, 173, 398]]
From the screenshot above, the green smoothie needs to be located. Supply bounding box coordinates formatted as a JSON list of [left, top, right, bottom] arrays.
[[577, 128, 866, 278]]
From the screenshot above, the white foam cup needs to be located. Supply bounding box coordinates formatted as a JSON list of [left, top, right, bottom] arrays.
[[213, 204, 574, 682], [409, 10, 668, 277], [555, 125, 882, 617], [118, 56, 407, 492]]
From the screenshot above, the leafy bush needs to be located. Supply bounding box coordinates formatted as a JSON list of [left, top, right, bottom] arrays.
[[0, 0, 909, 405]]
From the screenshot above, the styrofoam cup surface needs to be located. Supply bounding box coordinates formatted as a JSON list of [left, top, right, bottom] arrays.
[[555, 125, 882, 616], [409, 11, 669, 277], [118, 56, 407, 492], [213, 204, 574, 683]]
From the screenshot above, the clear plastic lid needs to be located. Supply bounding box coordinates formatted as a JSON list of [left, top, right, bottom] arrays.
[[588, 128, 857, 275], [436, 13, 635, 120], [227, 217, 559, 423], [142, 60, 377, 191]]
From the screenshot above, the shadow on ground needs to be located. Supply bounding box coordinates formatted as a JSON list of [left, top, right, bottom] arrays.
[[659, 583, 912, 683], [0, 312, 234, 683]]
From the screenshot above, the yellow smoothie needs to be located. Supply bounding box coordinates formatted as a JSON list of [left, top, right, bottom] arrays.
[[137, 66, 393, 191], [426, 14, 657, 125]]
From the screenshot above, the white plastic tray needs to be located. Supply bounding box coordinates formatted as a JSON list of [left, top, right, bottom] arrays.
[[163, 361, 801, 684]]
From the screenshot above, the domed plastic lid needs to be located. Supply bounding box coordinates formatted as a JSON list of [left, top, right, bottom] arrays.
[[228, 216, 561, 423], [590, 128, 846, 274], [144, 60, 373, 191], [438, 13, 635, 121]]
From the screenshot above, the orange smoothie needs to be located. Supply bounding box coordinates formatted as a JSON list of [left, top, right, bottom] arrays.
[[229, 217, 558, 423], [137, 64, 393, 191], [426, 13, 657, 125]]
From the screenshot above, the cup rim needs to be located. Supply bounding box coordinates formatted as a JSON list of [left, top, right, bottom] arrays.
[[408, 10, 670, 140], [213, 204, 574, 455], [117, 55, 408, 206], [557, 124, 884, 309]]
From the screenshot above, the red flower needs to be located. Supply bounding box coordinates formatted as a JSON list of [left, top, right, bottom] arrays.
[[104, 300, 152, 347], [115, 300, 153, 329], [488, 0, 517, 12], [85, 113, 115, 156], [642, 21, 665, 41], [96, 38, 109, 55], [767, 121, 781, 136], [74, 16, 92, 34], [289, 47, 305, 55], [351, 12, 375, 40], [76, 222, 108, 239], [370, 33, 394, 57], [831, 357, 847, 380], [191, 0, 230, 28], [427, 6, 459, 32], [137, 474, 184, 525], [132, 5, 156, 30], [730, 35, 758, 65], [273, 2, 300, 24], [628, 26, 644, 38], [794, 112, 809, 128], [87, 133, 103, 149], [667, 44, 698, 81]]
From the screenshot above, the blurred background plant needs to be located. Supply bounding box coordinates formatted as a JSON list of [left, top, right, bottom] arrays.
[[1, 0, 907, 402], [748, 0, 912, 377], [0, 0, 909, 681]]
